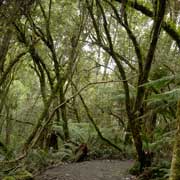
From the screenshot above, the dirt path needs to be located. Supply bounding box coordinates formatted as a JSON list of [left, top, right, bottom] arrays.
[[34, 160, 135, 180]]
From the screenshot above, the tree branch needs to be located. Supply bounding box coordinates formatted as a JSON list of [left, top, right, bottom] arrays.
[[112, 0, 180, 48]]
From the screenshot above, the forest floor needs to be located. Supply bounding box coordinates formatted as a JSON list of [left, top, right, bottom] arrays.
[[34, 159, 136, 180]]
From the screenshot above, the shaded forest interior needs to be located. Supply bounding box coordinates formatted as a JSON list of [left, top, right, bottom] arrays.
[[0, 0, 180, 180]]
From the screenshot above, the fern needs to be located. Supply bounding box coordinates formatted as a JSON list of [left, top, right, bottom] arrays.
[[149, 88, 180, 102], [140, 75, 180, 89]]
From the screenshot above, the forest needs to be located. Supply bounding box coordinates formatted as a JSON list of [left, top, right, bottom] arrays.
[[0, 0, 180, 180]]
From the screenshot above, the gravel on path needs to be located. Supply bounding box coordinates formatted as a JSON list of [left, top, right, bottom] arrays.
[[34, 160, 135, 180]]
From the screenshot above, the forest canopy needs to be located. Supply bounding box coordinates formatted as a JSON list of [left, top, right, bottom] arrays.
[[0, 0, 180, 180]]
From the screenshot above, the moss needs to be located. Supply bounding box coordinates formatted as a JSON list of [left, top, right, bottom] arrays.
[[169, 136, 180, 180], [2, 176, 16, 180], [14, 170, 33, 180], [2, 169, 33, 180], [169, 101, 180, 180]]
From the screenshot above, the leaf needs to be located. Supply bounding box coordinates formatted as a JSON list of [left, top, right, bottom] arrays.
[[140, 75, 179, 89], [149, 88, 180, 102]]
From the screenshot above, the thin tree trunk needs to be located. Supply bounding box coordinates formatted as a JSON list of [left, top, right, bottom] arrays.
[[59, 85, 69, 141], [0, 29, 12, 73], [72, 85, 81, 123], [5, 111, 12, 146], [22, 84, 60, 152]]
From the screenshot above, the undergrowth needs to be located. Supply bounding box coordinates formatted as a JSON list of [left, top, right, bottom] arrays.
[[0, 121, 174, 179]]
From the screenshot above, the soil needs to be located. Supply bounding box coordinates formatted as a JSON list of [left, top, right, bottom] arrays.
[[34, 160, 135, 180]]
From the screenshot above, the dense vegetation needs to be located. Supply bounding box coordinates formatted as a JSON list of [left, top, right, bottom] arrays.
[[0, 0, 180, 179]]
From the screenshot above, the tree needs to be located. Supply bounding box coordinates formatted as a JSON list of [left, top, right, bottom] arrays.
[[12, 0, 90, 152], [0, 1, 180, 179], [84, 0, 167, 170]]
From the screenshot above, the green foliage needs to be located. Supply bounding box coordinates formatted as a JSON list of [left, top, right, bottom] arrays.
[[152, 130, 175, 149], [2, 169, 33, 180], [149, 88, 180, 102], [69, 122, 97, 144], [130, 160, 170, 180], [57, 142, 77, 162], [0, 163, 33, 180], [0, 0, 180, 179], [24, 148, 74, 172], [141, 75, 176, 89], [24, 149, 50, 172], [129, 161, 141, 175], [0, 142, 15, 161], [2, 176, 16, 180], [13, 170, 33, 180], [53, 122, 126, 160], [150, 160, 170, 180]]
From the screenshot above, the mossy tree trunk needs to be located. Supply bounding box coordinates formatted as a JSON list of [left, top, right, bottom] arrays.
[[169, 100, 180, 180], [59, 84, 69, 141]]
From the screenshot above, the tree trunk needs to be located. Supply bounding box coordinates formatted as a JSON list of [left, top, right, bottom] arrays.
[[5, 114, 12, 146], [129, 112, 153, 172], [169, 100, 180, 180], [72, 85, 81, 123], [60, 85, 69, 141], [129, 114, 144, 170]]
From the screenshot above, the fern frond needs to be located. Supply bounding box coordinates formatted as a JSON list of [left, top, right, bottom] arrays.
[[149, 88, 180, 102], [140, 75, 180, 89]]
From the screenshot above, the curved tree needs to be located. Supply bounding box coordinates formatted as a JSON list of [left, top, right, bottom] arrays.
[[84, 0, 166, 170]]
